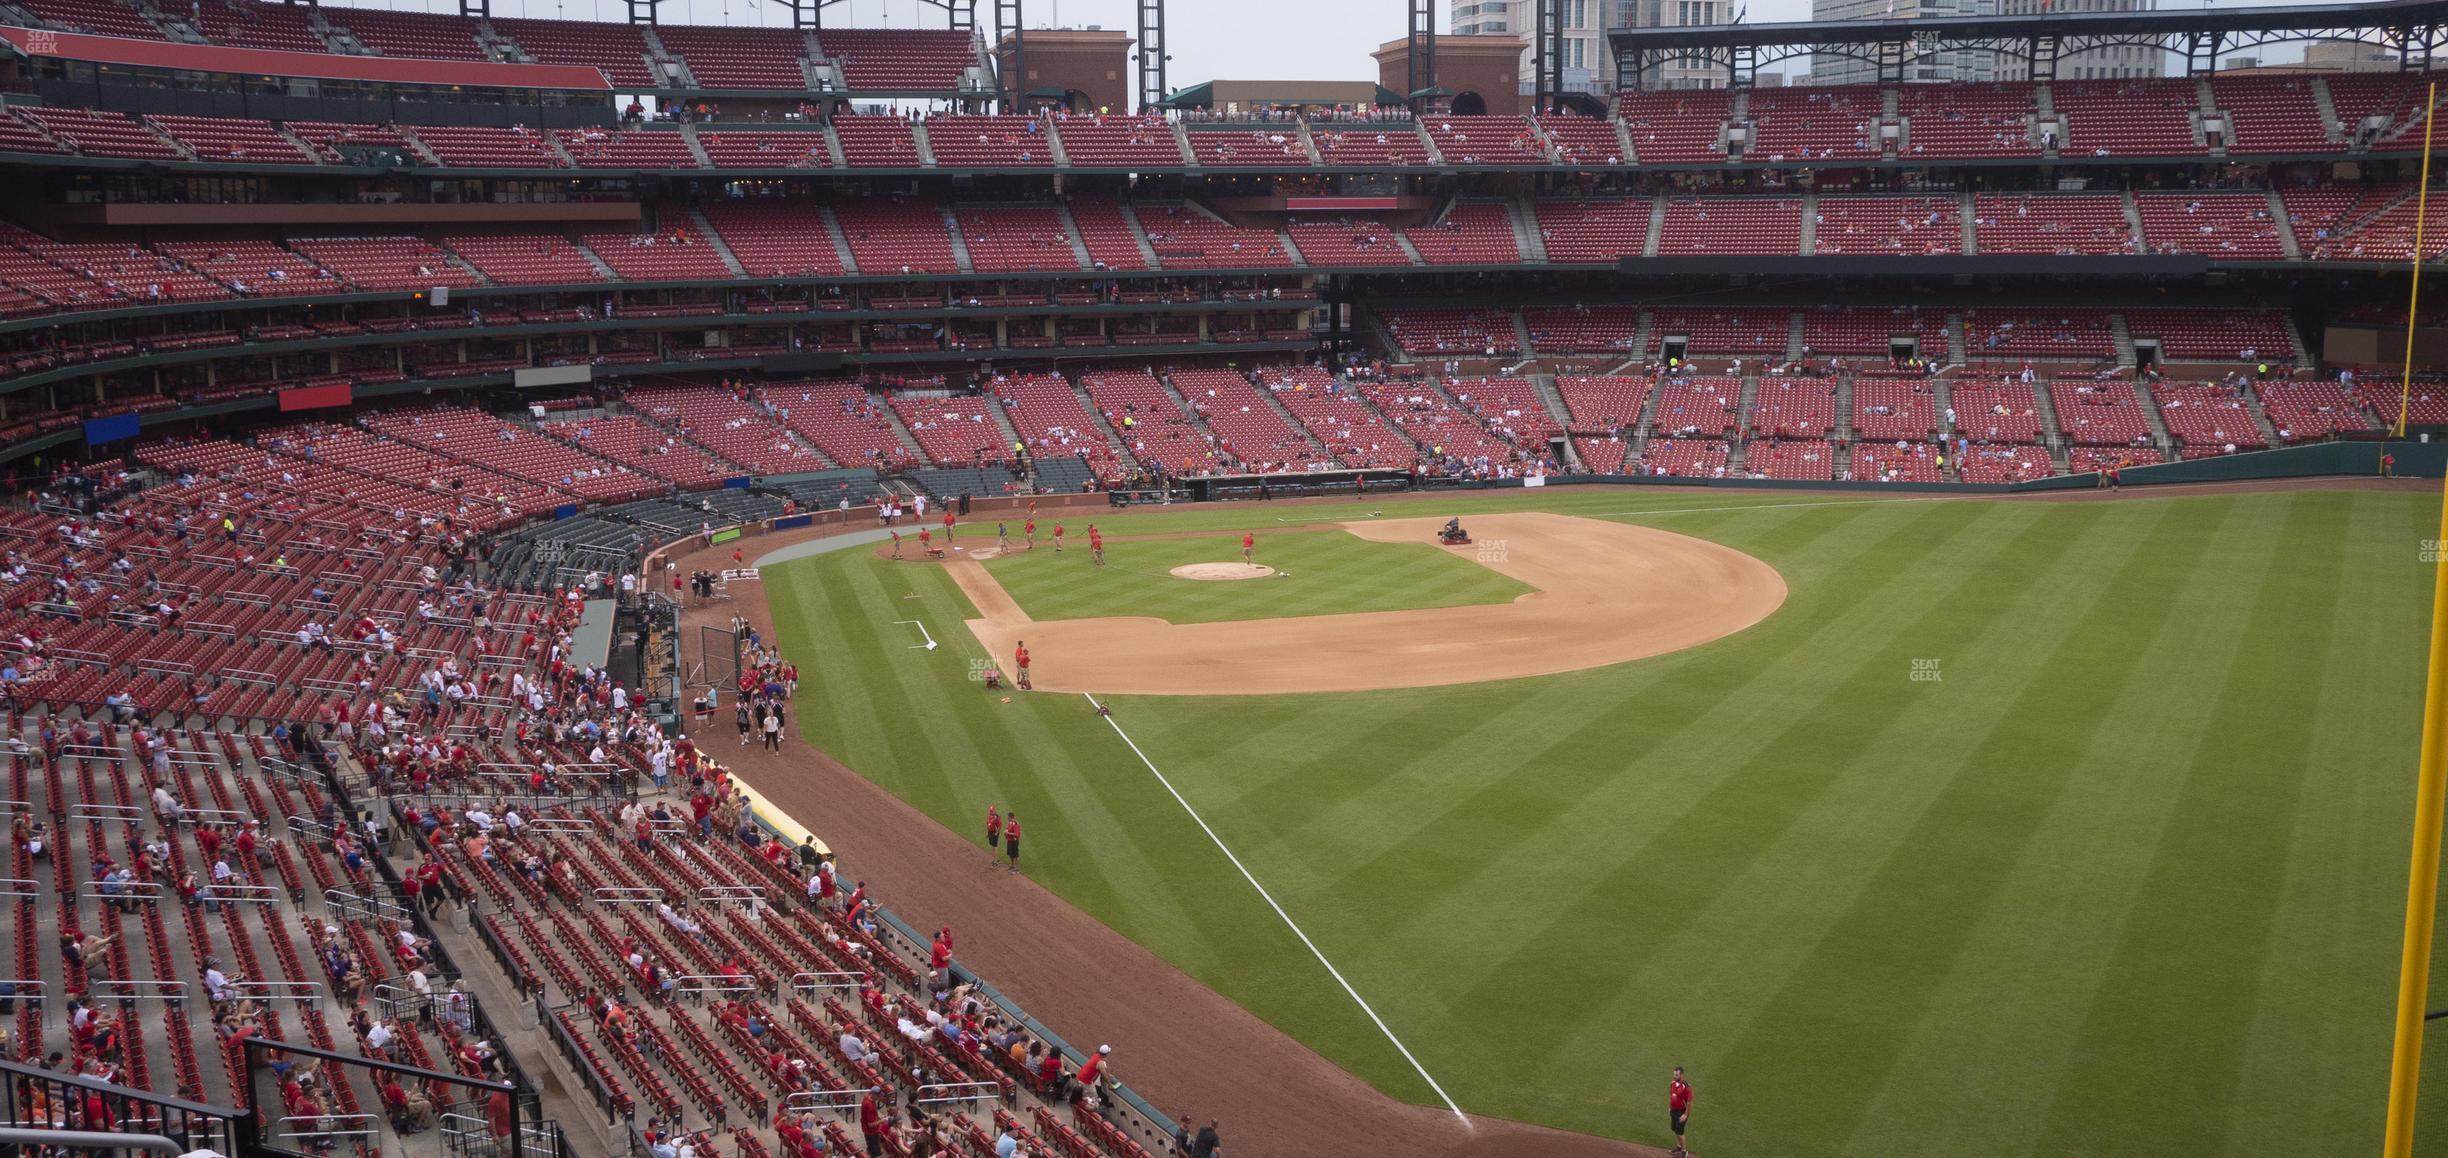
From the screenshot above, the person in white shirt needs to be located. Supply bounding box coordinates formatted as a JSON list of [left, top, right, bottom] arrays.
[[839, 1032, 866, 1063], [203, 959, 234, 1003]]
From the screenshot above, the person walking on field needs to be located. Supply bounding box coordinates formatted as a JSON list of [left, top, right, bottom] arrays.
[[1668, 1067, 1694, 1156], [1024, 517, 1037, 550], [1002, 813, 1020, 875], [1052, 522, 1065, 554], [761, 704, 782, 751], [943, 510, 955, 542], [890, 530, 902, 559], [918, 526, 932, 557], [1013, 641, 1031, 691], [1088, 525, 1103, 567], [1241, 531, 1255, 565], [997, 522, 1010, 552], [985, 806, 1003, 861]]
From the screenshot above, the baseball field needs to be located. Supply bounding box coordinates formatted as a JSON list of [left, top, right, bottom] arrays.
[[759, 483, 2443, 1157]]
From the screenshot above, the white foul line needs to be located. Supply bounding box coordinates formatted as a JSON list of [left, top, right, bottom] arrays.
[[1083, 693, 1471, 1126]]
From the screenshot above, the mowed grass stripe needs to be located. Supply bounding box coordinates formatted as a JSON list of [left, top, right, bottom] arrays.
[[2222, 492, 2431, 1152], [2026, 493, 2355, 1156]]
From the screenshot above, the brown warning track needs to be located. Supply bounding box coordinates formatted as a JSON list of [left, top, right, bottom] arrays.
[[940, 512, 1787, 696]]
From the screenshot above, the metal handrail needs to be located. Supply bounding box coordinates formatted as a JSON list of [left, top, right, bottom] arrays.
[[789, 972, 863, 994], [915, 1081, 999, 1107], [591, 887, 664, 906]]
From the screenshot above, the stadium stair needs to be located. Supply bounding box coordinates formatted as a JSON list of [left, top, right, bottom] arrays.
[[941, 217, 977, 275], [1945, 312, 1967, 364], [2119, 191, 2149, 248], [542, 133, 579, 167], [1643, 199, 1665, 257], [1511, 312, 1538, 361], [2030, 377, 2070, 468], [1042, 124, 1070, 167], [678, 126, 714, 168], [1416, 124, 1448, 166], [2267, 188, 2304, 257], [393, 127, 447, 166], [1290, 119, 1324, 165], [910, 119, 938, 167], [1833, 372, 1855, 441], [1785, 311, 1806, 361], [1118, 204, 1164, 268], [575, 240, 619, 280], [1798, 191, 1818, 255], [1050, 204, 1097, 269], [1069, 376, 1132, 458], [1505, 199, 1547, 262], [2130, 378, 2178, 454], [1958, 191, 1980, 252], [2110, 312, 2137, 367], [818, 203, 860, 274], [2241, 382, 2286, 446], [2309, 76, 2345, 142], [681, 206, 749, 276]]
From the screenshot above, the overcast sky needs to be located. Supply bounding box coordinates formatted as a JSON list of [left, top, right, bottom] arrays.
[[324, 0, 2345, 83]]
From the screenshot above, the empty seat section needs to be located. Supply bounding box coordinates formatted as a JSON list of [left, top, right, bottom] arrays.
[[2050, 381, 2154, 446], [1534, 198, 1650, 263], [657, 24, 808, 89], [1813, 196, 1961, 255], [2124, 308, 2295, 362], [1850, 440, 1942, 481], [155, 241, 331, 297], [924, 115, 1054, 167], [1309, 125, 1430, 166], [0, 111, 71, 155], [698, 201, 844, 277], [817, 28, 975, 90], [1082, 370, 1214, 474], [362, 405, 659, 501], [543, 413, 728, 482], [1747, 377, 1839, 437], [2258, 381, 2376, 440], [22, 0, 165, 39], [832, 115, 922, 167], [290, 237, 481, 291], [1799, 306, 1944, 358], [1963, 308, 2116, 361], [625, 384, 823, 473], [1404, 202, 1520, 265], [1618, 89, 1731, 162], [1446, 376, 1560, 449], [2150, 382, 2264, 452], [1743, 438, 1836, 480], [1948, 381, 2046, 444], [770, 380, 919, 470], [580, 227, 733, 280], [1381, 309, 1516, 356], [1649, 378, 1744, 436], [2053, 79, 2205, 157], [194, 0, 324, 49], [494, 17, 659, 87], [555, 128, 697, 168], [1972, 193, 2136, 255], [990, 373, 1120, 477], [1051, 114, 1183, 167], [439, 233, 597, 285], [697, 129, 835, 168], [16, 108, 179, 159], [1898, 83, 2036, 158], [1184, 126, 1309, 166], [951, 206, 1079, 274], [327, 7, 486, 59], [832, 199, 957, 274], [1637, 437, 1733, 476], [2359, 379, 2448, 426], [2209, 75, 2338, 154], [286, 120, 414, 162], [1851, 379, 1939, 440], [1743, 85, 1882, 162], [408, 125, 562, 167], [1423, 115, 1548, 164], [1286, 219, 1414, 267], [1537, 113, 1625, 165], [5, 228, 228, 302], [1556, 375, 1652, 435], [1357, 378, 1522, 466], [1524, 306, 1642, 352], [1064, 197, 1150, 271], [2277, 185, 2381, 253], [1262, 365, 1416, 469], [1648, 308, 1789, 358], [1131, 205, 1290, 268], [1170, 368, 1317, 470], [2311, 187, 2446, 262], [2134, 193, 2285, 259], [2327, 75, 2435, 148], [145, 115, 315, 162], [1657, 198, 1800, 256], [1955, 442, 2054, 482], [887, 393, 1007, 467]]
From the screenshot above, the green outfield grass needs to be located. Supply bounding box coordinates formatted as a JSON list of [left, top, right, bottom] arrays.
[[765, 486, 2446, 1158], [976, 527, 1534, 623]]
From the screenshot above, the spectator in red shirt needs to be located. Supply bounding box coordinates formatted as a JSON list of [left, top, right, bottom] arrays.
[[857, 1087, 888, 1157], [1669, 1067, 1693, 1156]]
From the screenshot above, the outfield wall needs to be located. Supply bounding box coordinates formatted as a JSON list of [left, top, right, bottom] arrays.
[[1487, 441, 2443, 497]]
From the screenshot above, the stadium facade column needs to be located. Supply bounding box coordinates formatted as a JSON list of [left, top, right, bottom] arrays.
[[1135, 0, 1166, 113]]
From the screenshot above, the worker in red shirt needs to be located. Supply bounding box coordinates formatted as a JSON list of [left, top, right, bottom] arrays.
[[1002, 813, 1021, 875], [1241, 530, 1255, 565], [1013, 641, 1031, 692], [1052, 521, 1065, 553], [942, 510, 955, 542], [889, 530, 902, 560], [929, 930, 953, 980], [985, 806, 1003, 854], [1669, 1067, 1693, 1156], [1087, 524, 1103, 567], [1074, 1043, 1110, 1099], [731, 546, 743, 567], [857, 1087, 887, 1155], [1024, 516, 1036, 550]]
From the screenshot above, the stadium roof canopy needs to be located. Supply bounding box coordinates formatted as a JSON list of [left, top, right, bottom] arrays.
[[1605, 0, 2446, 88]]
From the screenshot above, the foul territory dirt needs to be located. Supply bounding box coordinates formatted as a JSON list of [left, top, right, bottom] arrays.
[[941, 512, 1788, 696]]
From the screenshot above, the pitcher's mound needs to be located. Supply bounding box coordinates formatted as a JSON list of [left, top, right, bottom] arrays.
[[1171, 562, 1276, 581]]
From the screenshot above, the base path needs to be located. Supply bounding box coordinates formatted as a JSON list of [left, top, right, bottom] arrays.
[[942, 512, 1787, 695]]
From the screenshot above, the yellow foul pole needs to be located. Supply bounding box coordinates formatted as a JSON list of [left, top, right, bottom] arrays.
[[2385, 351, 2448, 1157], [2398, 81, 2437, 440]]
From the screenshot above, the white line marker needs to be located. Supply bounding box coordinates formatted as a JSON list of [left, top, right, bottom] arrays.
[[893, 619, 938, 651], [1084, 693, 1471, 1126]]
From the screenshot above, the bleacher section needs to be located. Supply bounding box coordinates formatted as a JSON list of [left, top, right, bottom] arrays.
[[1133, 206, 1289, 269], [494, 17, 661, 88], [1898, 83, 2037, 158], [698, 201, 845, 278], [1381, 309, 1517, 357], [1743, 85, 1883, 163], [1053, 115, 1185, 168], [1404, 202, 1521, 265], [832, 116, 923, 167], [697, 129, 835, 168], [2150, 382, 2266, 453], [656, 25, 809, 90], [1262, 366, 1418, 469], [816, 28, 976, 90], [1814, 196, 1961, 256], [2050, 381, 2156, 447], [952, 206, 1082, 274], [556, 128, 696, 169], [2053, 79, 2206, 157], [1657, 198, 1801, 256], [2134, 192, 2286, 259], [1973, 193, 2137, 255], [1534, 198, 1651, 264], [1424, 116, 1548, 165], [833, 199, 959, 274], [1963, 309, 2117, 363], [1619, 89, 1731, 163]]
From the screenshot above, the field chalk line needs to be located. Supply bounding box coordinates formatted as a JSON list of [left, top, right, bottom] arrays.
[[1083, 693, 1472, 1126]]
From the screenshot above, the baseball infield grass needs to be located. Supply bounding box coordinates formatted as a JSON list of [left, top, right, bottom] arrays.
[[767, 486, 2446, 1158], [977, 529, 1534, 623]]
